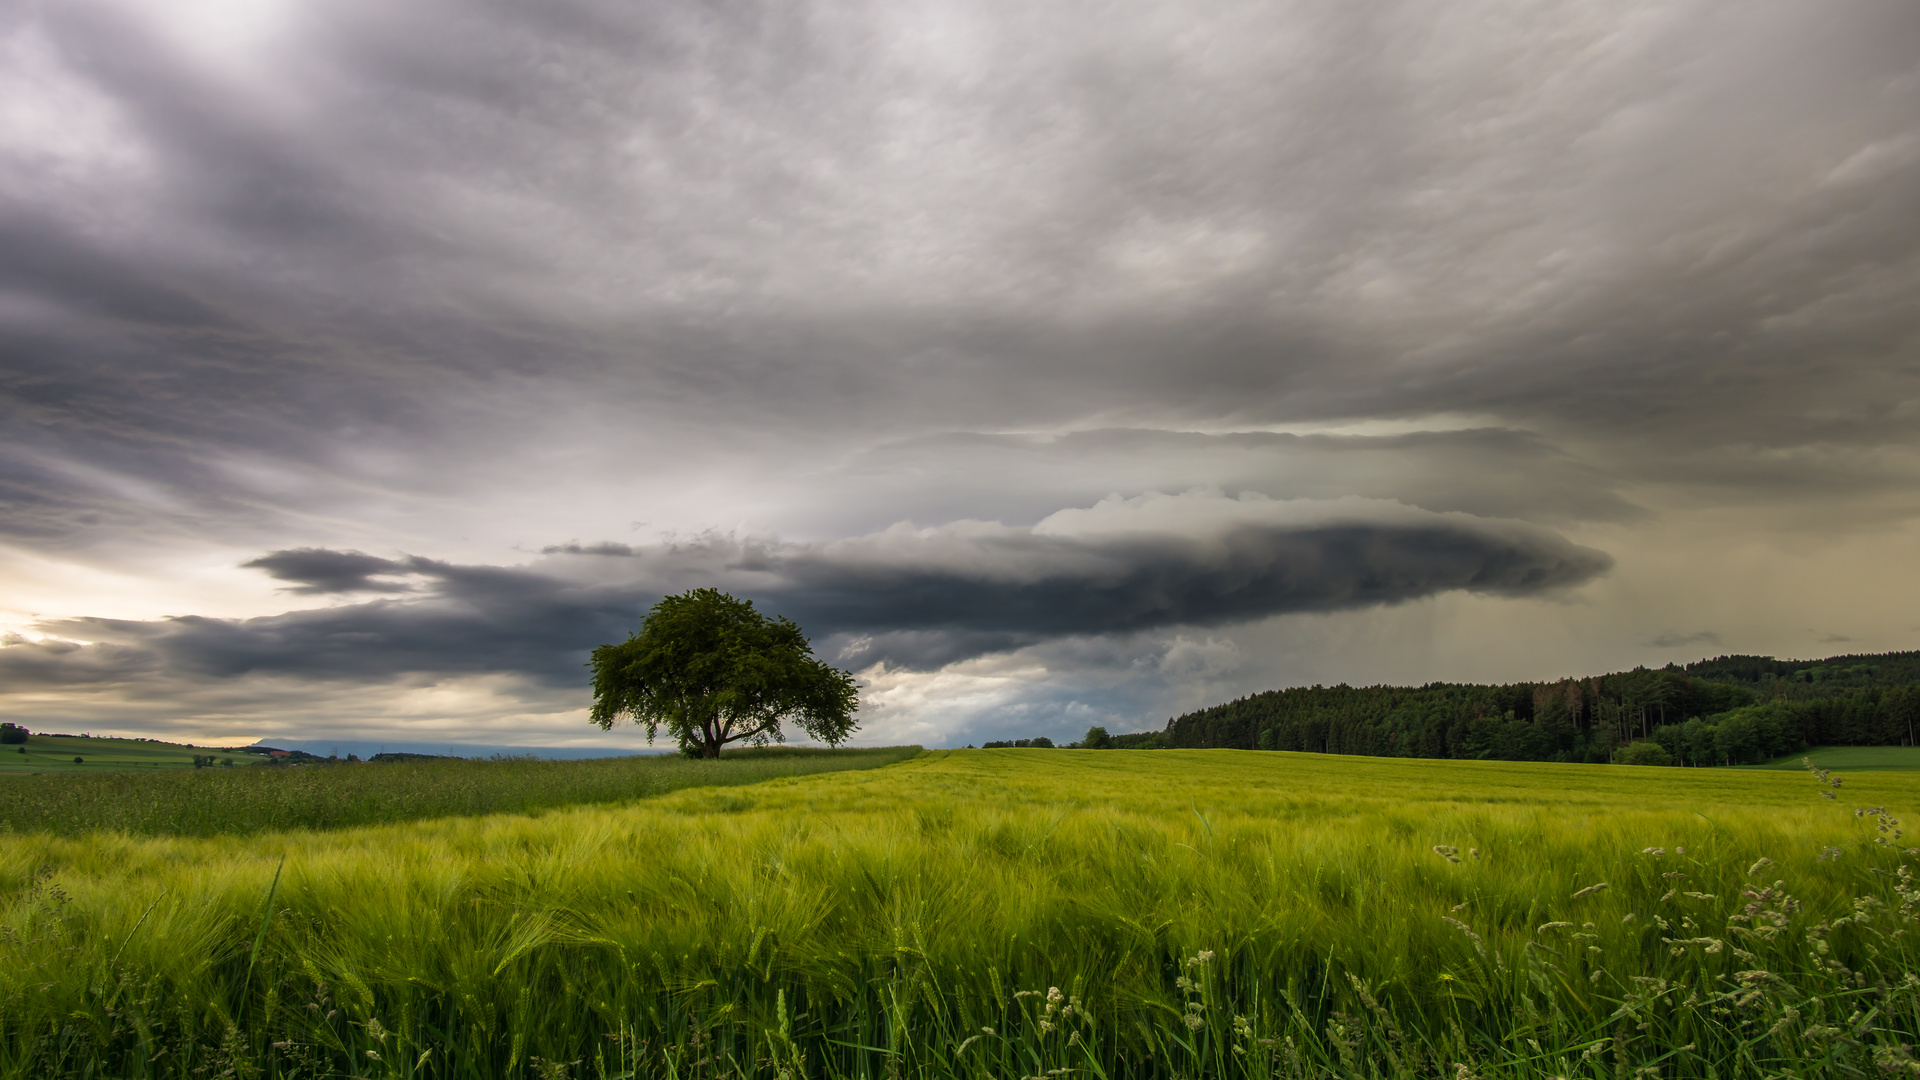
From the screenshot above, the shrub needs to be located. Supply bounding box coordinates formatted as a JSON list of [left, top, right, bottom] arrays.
[[1617, 740, 1671, 766]]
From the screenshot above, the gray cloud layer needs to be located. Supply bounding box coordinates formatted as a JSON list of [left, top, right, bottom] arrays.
[[2, 498, 1608, 694], [4, 0, 1916, 552], [0, 0, 1914, 739]]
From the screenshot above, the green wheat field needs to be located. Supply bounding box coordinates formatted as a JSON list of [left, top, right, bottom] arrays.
[[4, 748, 1919, 1079]]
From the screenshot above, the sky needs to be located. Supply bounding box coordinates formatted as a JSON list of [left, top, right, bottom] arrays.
[[2, 0, 1917, 751]]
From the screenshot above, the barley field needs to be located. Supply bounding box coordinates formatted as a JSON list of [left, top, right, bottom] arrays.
[[0, 745, 919, 837], [3, 748, 1918, 1079]]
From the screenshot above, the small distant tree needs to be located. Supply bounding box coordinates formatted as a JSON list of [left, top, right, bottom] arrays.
[[589, 588, 859, 759], [1082, 725, 1111, 749], [1616, 741, 1671, 767]]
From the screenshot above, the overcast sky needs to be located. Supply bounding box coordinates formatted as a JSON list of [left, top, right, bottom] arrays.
[[2, 0, 1916, 750]]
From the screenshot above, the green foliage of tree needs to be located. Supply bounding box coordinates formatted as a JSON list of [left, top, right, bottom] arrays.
[[1080, 725, 1110, 749], [0, 723, 26, 744], [588, 588, 859, 759], [1616, 740, 1671, 766]]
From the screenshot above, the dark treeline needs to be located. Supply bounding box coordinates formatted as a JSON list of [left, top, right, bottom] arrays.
[[1125, 651, 1920, 765]]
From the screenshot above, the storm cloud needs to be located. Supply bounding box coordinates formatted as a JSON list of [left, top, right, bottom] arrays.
[[243, 549, 426, 594], [3, 495, 1607, 700], [0, 0, 1914, 743]]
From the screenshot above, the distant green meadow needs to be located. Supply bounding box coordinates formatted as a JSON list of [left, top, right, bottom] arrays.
[[1739, 744, 1920, 771], [0, 732, 265, 775], [3, 748, 1919, 1078]]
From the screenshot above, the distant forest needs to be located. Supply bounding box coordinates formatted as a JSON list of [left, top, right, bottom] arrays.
[[1099, 651, 1920, 766]]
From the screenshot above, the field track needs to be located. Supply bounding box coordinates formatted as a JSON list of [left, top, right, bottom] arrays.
[[4, 748, 1919, 1078]]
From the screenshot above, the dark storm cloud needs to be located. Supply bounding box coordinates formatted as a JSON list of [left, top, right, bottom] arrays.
[[20, 566, 647, 688], [3, 498, 1609, 688], [757, 508, 1612, 667], [242, 548, 421, 593]]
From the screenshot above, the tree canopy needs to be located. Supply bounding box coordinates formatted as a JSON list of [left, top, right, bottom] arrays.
[[588, 588, 859, 758]]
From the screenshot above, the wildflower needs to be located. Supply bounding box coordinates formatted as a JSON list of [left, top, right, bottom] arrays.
[[1747, 857, 1774, 876], [1432, 845, 1462, 864], [1536, 921, 1573, 934], [1641, 847, 1665, 856], [1570, 882, 1609, 900]]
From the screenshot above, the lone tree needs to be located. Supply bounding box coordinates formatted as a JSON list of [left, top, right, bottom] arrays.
[[589, 588, 859, 758]]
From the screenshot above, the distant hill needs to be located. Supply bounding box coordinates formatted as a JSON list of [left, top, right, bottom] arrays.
[[1681, 651, 1920, 694], [1140, 650, 1920, 767], [0, 731, 270, 775]]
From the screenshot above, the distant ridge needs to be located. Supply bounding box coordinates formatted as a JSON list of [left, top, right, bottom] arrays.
[[1150, 649, 1920, 765]]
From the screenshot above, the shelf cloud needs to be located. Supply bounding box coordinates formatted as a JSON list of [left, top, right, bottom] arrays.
[[2, 495, 1607, 700]]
